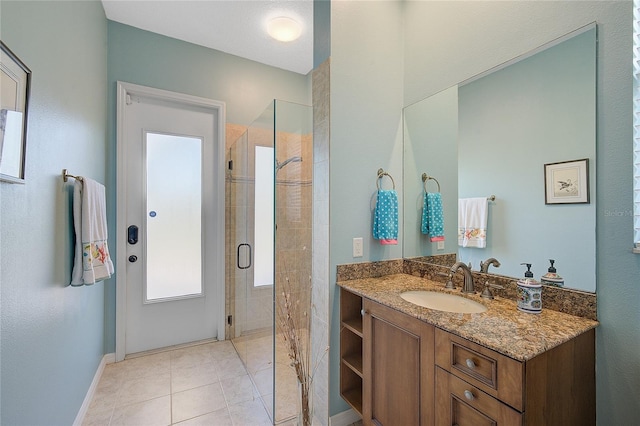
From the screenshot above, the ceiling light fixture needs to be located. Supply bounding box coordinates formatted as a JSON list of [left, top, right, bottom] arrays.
[[267, 16, 302, 42]]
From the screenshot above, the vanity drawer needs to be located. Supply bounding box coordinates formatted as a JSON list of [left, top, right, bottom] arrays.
[[435, 328, 524, 411], [436, 367, 522, 426]]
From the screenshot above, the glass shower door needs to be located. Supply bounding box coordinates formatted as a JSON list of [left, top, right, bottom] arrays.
[[227, 100, 312, 424], [227, 105, 277, 421], [273, 100, 313, 424]]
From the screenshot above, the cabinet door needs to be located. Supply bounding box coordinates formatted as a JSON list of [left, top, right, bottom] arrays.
[[363, 299, 435, 426], [435, 367, 522, 426]]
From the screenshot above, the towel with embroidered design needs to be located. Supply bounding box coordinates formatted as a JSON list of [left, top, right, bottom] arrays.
[[458, 197, 488, 248], [71, 177, 114, 286]]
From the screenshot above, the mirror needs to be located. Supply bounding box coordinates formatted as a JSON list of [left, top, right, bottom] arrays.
[[403, 24, 596, 292]]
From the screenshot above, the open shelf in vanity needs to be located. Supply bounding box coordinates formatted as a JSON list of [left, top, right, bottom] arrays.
[[339, 287, 364, 416]]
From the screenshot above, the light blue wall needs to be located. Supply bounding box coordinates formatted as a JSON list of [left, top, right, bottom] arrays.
[[108, 21, 311, 126], [0, 1, 108, 424], [328, 0, 405, 415], [105, 21, 311, 352], [458, 28, 596, 291], [403, 86, 459, 256]]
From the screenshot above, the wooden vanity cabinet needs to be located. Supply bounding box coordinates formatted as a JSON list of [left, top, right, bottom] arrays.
[[339, 288, 595, 426], [362, 298, 435, 426]]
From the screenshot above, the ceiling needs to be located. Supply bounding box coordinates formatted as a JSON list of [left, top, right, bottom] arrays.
[[101, 0, 314, 75]]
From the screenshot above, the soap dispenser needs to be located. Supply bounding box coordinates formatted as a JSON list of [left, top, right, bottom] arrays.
[[540, 259, 564, 287], [516, 263, 542, 314]]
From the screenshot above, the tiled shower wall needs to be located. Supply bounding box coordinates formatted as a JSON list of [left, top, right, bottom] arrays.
[[275, 130, 314, 334]]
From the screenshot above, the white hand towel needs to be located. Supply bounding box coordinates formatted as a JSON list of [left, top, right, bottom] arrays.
[[71, 177, 114, 286], [458, 197, 488, 248]]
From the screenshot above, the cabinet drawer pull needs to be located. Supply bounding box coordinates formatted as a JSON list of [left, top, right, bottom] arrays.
[[464, 390, 475, 401], [465, 358, 476, 369]]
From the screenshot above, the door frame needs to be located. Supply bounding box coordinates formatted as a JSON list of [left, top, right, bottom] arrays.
[[115, 81, 226, 361]]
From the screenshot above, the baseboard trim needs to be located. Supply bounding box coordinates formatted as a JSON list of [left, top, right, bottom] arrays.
[[104, 352, 116, 364], [330, 408, 361, 426], [73, 353, 115, 426]]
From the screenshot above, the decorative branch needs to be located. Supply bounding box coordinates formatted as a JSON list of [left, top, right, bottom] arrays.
[[276, 272, 328, 426]]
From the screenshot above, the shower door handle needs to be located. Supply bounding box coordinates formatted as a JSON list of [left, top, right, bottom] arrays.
[[237, 243, 252, 270]]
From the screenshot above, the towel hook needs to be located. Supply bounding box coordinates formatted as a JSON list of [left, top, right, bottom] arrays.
[[422, 173, 441, 192], [377, 168, 396, 190]]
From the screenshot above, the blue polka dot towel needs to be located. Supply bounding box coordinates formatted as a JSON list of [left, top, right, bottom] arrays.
[[373, 189, 398, 245], [422, 192, 445, 242]]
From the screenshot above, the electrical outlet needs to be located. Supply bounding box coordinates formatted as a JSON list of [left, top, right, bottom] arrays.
[[353, 237, 364, 257], [437, 241, 445, 250]]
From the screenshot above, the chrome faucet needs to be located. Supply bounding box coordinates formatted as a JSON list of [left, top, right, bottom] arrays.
[[480, 257, 501, 273], [450, 261, 475, 293]]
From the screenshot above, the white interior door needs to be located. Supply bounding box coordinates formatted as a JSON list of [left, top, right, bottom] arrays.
[[116, 82, 225, 358]]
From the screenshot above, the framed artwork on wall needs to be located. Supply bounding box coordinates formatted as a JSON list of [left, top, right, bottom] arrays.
[[544, 158, 590, 204], [1, 41, 31, 184]]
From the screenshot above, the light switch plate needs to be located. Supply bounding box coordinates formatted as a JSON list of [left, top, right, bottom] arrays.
[[437, 241, 445, 250], [353, 237, 364, 257]]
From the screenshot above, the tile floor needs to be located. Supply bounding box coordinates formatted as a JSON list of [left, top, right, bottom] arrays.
[[83, 340, 272, 425], [82, 339, 364, 426], [231, 330, 301, 424]]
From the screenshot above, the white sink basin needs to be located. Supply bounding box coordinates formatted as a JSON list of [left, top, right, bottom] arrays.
[[400, 291, 487, 314]]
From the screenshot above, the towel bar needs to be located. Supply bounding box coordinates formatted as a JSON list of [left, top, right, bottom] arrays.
[[422, 173, 441, 192], [62, 169, 83, 183]]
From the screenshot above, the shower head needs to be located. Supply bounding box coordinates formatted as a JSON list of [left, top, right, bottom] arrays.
[[275, 156, 302, 172]]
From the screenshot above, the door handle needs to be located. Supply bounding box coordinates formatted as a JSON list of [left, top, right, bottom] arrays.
[[128, 225, 139, 245], [128, 255, 138, 263], [237, 243, 252, 270]]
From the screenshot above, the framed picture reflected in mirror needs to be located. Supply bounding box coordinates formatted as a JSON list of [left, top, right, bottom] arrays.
[[544, 158, 590, 204]]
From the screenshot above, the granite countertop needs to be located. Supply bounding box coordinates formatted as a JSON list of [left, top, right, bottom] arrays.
[[337, 273, 598, 361]]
